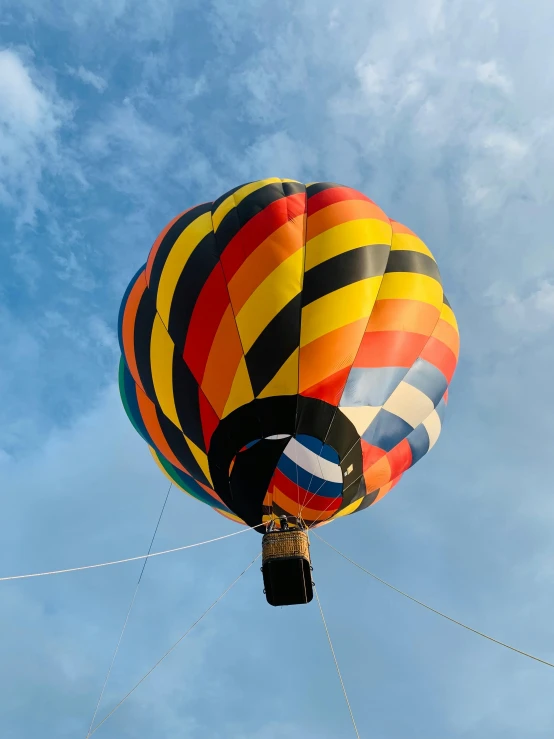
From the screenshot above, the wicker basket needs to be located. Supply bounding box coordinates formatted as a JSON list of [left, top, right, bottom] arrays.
[[262, 530, 311, 565]]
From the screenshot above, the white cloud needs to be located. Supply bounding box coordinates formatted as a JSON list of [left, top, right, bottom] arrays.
[[486, 280, 554, 334], [475, 60, 513, 95], [67, 64, 107, 92], [0, 48, 72, 224]]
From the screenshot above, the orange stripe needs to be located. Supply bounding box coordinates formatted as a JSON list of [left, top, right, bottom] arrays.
[[197, 479, 228, 508], [136, 385, 187, 473], [273, 487, 339, 522], [390, 220, 417, 237], [121, 272, 147, 391], [214, 508, 246, 525], [354, 331, 429, 368], [228, 216, 306, 314], [307, 198, 389, 241], [365, 299, 440, 335], [299, 318, 367, 392], [373, 474, 402, 503], [431, 318, 460, 359], [201, 305, 244, 417], [363, 455, 392, 492]]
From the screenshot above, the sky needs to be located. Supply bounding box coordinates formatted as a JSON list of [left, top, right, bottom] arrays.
[[1, 0, 554, 736]]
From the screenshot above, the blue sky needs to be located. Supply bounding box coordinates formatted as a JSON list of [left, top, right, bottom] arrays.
[[1, 0, 554, 736]]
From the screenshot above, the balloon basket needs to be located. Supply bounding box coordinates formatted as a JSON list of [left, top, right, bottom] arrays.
[[261, 529, 313, 607]]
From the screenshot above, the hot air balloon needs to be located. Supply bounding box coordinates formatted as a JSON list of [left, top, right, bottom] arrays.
[[118, 178, 459, 606]]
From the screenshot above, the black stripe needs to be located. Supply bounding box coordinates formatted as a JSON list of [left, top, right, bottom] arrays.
[[357, 487, 380, 511], [443, 294, 451, 309], [254, 395, 297, 439], [166, 231, 220, 353], [302, 244, 390, 306], [228, 436, 290, 526], [385, 250, 442, 284], [213, 181, 305, 256], [171, 353, 205, 451], [246, 293, 302, 397], [156, 407, 210, 487], [149, 203, 213, 294], [306, 182, 344, 197], [340, 474, 367, 510], [132, 287, 157, 401], [326, 410, 361, 462], [212, 181, 253, 212], [295, 396, 335, 439]]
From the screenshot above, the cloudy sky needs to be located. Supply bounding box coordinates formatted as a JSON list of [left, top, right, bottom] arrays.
[[1, 0, 554, 736]]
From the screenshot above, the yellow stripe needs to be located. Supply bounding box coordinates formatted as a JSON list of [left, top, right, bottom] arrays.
[[215, 508, 246, 525], [150, 316, 180, 428], [236, 248, 304, 353], [300, 276, 382, 347], [212, 178, 300, 232], [391, 232, 436, 260], [376, 272, 443, 307], [334, 497, 363, 518], [257, 348, 299, 398], [156, 212, 213, 327], [184, 434, 213, 487], [222, 356, 254, 417], [441, 303, 459, 332], [305, 218, 392, 271]]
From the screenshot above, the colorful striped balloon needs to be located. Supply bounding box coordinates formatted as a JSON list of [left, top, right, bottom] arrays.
[[118, 179, 459, 530]]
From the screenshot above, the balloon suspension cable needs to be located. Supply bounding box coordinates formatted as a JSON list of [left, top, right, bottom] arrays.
[[85, 483, 172, 739], [315, 586, 361, 739], [0, 521, 266, 583], [87, 553, 260, 737], [315, 533, 554, 670]]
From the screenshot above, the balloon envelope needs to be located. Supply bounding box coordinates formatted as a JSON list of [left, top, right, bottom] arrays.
[[118, 179, 459, 530]]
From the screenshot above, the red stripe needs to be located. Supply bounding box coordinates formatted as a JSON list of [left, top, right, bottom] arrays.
[[183, 263, 230, 384], [301, 366, 350, 406], [198, 388, 220, 451], [354, 331, 429, 369], [220, 193, 306, 283], [361, 440, 386, 470], [386, 439, 413, 480], [307, 186, 375, 216], [420, 337, 457, 383], [272, 468, 341, 511]]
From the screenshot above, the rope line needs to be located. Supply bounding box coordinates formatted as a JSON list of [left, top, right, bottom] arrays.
[[85, 484, 172, 739], [315, 586, 361, 738], [87, 553, 260, 737], [315, 533, 554, 670], [1, 523, 264, 583]]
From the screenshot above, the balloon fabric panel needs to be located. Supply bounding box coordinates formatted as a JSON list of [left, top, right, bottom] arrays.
[[118, 179, 459, 530]]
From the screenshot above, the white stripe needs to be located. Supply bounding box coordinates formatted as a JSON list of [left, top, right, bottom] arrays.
[[283, 437, 343, 483]]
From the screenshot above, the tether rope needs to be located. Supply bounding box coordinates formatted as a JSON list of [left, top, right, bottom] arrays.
[[87, 554, 260, 736], [315, 533, 554, 670], [85, 484, 172, 738], [0, 523, 265, 583], [315, 586, 361, 738]]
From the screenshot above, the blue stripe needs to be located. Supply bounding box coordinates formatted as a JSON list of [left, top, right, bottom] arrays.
[[340, 367, 408, 407], [403, 358, 448, 407], [277, 454, 343, 498], [295, 434, 339, 464], [362, 409, 413, 452], [406, 423, 430, 466]]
